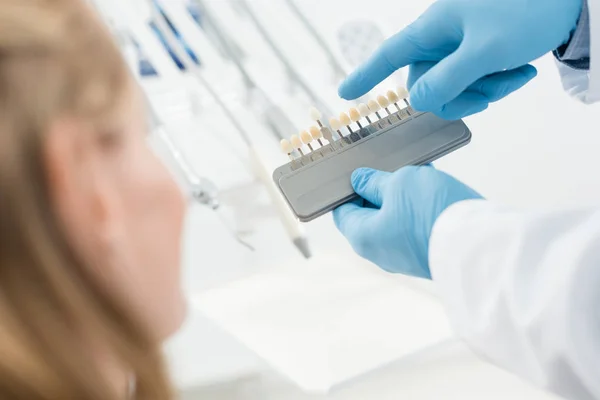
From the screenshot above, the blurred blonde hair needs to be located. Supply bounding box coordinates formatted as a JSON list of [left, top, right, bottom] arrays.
[[0, 0, 174, 398]]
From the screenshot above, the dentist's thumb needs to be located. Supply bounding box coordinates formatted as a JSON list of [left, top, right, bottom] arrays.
[[351, 168, 391, 208]]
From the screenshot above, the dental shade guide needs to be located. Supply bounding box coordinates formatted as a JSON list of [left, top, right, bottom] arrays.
[[274, 87, 472, 222]]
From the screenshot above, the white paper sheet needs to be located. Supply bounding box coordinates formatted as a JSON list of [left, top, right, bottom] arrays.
[[193, 252, 454, 394]]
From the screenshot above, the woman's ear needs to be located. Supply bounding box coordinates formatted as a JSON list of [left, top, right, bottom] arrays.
[[43, 117, 120, 259]]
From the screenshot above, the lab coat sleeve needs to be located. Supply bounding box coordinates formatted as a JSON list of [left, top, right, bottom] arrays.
[[553, 0, 600, 103], [429, 200, 600, 400]]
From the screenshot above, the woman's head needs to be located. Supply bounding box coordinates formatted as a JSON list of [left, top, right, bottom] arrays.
[[0, 0, 186, 398]]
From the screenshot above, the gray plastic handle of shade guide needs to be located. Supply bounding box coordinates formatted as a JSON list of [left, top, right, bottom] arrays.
[[272, 112, 471, 222]]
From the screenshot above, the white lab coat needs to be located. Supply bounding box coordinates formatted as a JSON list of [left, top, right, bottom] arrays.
[[429, 2, 600, 399]]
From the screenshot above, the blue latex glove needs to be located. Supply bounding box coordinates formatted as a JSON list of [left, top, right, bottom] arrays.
[[338, 0, 582, 120], [333, 166, 483, 279]]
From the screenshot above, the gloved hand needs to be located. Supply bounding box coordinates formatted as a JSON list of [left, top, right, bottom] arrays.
[[338, 0, 583, 120], [333, 166, 483, 278]]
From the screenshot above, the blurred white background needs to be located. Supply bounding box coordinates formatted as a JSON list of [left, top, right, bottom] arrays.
[[93, 0, 600, 398]]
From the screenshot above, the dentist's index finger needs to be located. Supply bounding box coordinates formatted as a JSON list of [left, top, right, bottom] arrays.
[[338, 27, 424, 100]]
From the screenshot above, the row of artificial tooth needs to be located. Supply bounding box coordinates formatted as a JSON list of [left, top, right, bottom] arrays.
[[280, 87, 411, 160]]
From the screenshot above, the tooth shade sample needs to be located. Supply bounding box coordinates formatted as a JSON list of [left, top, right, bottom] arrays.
[[368, 100, 381, 113], [358, 103, 371, 118], [309, 126, 323, 140], [329, 118, 342, 131], [349, 108, 361, 122], [396, 86, 409, 99], [377, 95, 390, 108], [290, 134, 303, 149], [309, 106, 322, 121], [280, 139, 293, 154], [300, 130, 313, 144], [387, 90, 400, 103], [339, 112, 352, 126]]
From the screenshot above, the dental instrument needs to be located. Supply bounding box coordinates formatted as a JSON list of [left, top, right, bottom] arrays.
[[188, 0, 298, 143], [337, 20, 406, 103], [337, 20, 385, 71], [281, 0, 347, 81], [149, 0, 311, 258], [149, 107, 255, 252], [186, 1, 247, 64], [90, 0, 220, 211], [232, 0, 334, 118]]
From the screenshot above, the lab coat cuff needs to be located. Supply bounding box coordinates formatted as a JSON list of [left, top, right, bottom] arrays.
[[428, 199, 490, 282], [427, 199, 494, 338], [554, 0, 590, 70]]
